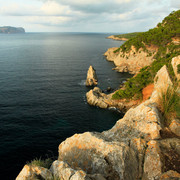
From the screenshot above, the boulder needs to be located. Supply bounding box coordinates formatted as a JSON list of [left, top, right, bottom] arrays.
[[58, 132, 139, 180], [160, 170, 180, 179], [103, 100, 162, 141], [86, 66, 98, 86], [143, 138, 180, 180], [16, 165, 53, 180], [151, 65, 173, 103], [86, 87, 109, 108], [169, 119, 180, 137], [50, 160, 77, 179], [143, 140, 163, 180]]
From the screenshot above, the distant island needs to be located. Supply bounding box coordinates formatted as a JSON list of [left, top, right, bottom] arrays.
[[0, 26, 25, 34]]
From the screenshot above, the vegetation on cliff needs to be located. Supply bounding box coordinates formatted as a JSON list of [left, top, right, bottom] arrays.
[[116, 10, 180, 54], [112, 10, 180, 105], [114, 32, 141, 40]]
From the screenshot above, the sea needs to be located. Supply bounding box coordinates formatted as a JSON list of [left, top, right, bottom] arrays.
[[0, 32, 131, 179]]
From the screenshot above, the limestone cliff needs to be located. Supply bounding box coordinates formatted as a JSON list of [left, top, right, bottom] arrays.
[[104, 45, 158, 74], [104, 11, 180, 74], [16, 62, 180, 180], [86, 65, 98, 86]]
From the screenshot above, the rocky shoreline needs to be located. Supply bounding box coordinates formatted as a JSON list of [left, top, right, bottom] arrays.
[[16, 56, 180, 179], [106, 35, 128, 41], [104, 45, 158, 74], [86, 87, 140, 113]]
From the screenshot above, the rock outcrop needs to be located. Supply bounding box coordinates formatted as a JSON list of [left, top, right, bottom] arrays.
[[143, 138, 180, 180], [151, 65, 173, 103], [86, 87, 139, 112], [104, 45, 158, 74], [86, 87, 109, 108], [86, 66, 98, 86], [16, 165, 53, 180]]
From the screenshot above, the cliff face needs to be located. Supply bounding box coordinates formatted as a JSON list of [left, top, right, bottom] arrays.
[[16, 60, 180, 180], [0, 26, 25, 34], [105, 10, 180, 74], [104, 45, 158, 74]]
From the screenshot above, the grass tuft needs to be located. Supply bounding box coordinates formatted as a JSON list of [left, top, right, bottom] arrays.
[[158, 86, 180, 125], [27, 157, 53, 169]]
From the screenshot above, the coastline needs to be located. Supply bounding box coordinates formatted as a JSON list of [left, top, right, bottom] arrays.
[[16, 10, 180, 180], [106, 35, 128, 41]]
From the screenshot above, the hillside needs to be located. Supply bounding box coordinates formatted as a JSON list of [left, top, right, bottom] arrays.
[[105, 10, 180, 102], [0, 26, 25, 34]]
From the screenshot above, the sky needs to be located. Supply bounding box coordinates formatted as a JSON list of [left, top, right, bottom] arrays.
[[0, 0, 179, 33]]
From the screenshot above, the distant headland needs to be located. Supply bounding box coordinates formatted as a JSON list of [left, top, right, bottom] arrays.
[[0, 26, 25, 34]]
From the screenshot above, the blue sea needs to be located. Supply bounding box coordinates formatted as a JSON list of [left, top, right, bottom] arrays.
[[0, 33, 130, 179]]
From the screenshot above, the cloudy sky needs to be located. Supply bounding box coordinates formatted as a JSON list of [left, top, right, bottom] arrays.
[[0, 0, 179, 33]]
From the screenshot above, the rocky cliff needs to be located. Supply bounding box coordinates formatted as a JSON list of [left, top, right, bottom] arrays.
[[104, 45, 157, 74], [104, 11, 180, 74], [16, 59, 180, 180], [0, 26, 25, 34]]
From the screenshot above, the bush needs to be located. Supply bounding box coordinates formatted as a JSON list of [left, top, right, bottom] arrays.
[[27, 157, 53, 169], [158, 86, 180, 124], [177, 64, 180, 74]]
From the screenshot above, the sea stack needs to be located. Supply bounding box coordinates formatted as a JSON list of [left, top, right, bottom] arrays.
[[86, 65, 98, 86]]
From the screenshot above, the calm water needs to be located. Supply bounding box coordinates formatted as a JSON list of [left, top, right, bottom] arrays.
[[0, 33, 130, 179]]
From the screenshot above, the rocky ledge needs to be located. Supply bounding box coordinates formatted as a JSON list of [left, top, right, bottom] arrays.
[[16, 57, 180, 180]]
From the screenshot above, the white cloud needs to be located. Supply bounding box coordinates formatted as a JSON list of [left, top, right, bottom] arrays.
[[0, 0, 179, 32], [40, 1, 71, 16]]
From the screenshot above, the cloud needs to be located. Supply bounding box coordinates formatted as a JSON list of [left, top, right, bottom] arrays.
[[0, 0, 179, 32], [40, 1, 71, 16], [0, 3, 40, 16]]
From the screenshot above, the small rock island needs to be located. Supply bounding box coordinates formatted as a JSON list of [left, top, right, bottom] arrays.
[[0, 26, 25, 34], [86, 65, 98, 86]]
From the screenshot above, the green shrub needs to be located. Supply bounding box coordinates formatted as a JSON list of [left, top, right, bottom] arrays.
[[158, 86, 180, 124], [113, 48, 120, 53], [177, 64, 180, 74], [27, 158, 53, 169], [114, 32, 141, 39]]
